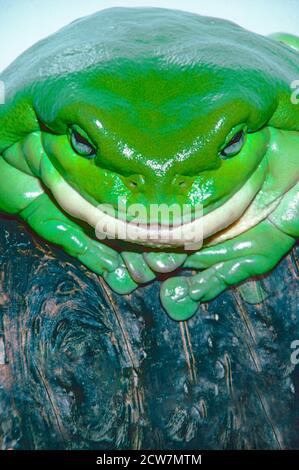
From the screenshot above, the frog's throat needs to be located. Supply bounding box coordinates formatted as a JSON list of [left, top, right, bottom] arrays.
[[44, 158, 269, 248]]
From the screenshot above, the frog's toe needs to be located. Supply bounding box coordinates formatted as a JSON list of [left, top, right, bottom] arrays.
[[104, 263, 138, 294], [160, 276, 198, 321], [122, 251, 156, 283], [144, 252, 187, 273], [78, 241, 121, 275]]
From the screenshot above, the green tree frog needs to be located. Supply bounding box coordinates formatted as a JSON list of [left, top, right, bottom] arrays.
[[0, 8, 298, 320]]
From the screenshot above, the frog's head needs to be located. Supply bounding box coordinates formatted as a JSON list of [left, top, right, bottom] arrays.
[[30, 8, 293, 248]]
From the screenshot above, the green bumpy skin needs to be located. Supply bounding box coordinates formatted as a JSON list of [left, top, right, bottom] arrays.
[[0, 8, 298, 320]]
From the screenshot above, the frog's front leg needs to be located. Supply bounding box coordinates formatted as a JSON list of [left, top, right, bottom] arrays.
[[20, 194, 137, 294], [0, 157, 137, 294], [160, 219, 296, 321], [20, 193, 140, 293]]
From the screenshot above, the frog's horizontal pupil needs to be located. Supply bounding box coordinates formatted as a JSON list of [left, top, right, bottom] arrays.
[[71, 130, 96, 157]]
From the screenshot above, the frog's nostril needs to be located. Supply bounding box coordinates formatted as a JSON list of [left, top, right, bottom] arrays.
[[124, 174, 145, 192], [173, 176, 190, 192], [178, 180, 187, 189], [128, 180, 137, 189]]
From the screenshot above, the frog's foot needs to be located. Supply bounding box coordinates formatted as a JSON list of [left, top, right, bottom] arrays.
[[20, 194, 137, 294], [161, 256, 272, 321], [161, 219, 295, 321], [160, 276, 198, 321], [161, 260, 242, 321]]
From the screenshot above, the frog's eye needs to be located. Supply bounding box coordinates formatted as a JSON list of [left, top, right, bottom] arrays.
[[70, 129, 96, 158], [220, 129, 245, 158]]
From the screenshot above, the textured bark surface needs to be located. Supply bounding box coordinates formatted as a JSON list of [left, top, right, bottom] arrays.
[[0, 213, 298, 450]]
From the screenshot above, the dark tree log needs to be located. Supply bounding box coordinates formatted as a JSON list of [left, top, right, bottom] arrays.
[[0, 214, 298, 450]]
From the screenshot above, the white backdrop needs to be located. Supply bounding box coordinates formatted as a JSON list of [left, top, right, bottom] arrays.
[[0, 0, 298, 71]]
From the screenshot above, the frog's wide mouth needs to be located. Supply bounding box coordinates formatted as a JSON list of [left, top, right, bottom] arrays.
[[45, 157, 267, 249]]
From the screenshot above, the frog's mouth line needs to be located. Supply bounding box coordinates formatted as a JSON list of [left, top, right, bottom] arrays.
[[45, 159, 269, 248]]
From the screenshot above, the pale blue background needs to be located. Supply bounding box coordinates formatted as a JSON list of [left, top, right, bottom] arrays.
[[0, 0, 298, 72]]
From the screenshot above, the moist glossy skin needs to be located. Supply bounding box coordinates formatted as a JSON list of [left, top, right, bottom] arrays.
[[0, 8, 298, 320]]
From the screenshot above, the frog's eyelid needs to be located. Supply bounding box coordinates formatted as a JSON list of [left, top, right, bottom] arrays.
[[70, 129, 96, 157], [220, 129, 245, 157], [73, 130, 91, 146], [223, 139, 242, 155], [227, 129, 244, 145], [221, 123, 247, 145]]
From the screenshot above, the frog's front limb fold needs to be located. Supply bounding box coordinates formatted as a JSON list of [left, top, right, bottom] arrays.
[[19, 193, 138, 294], [160, 220, 295, 321]]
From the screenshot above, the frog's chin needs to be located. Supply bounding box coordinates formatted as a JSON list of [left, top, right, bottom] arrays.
[[44, 158, 268, 249]]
